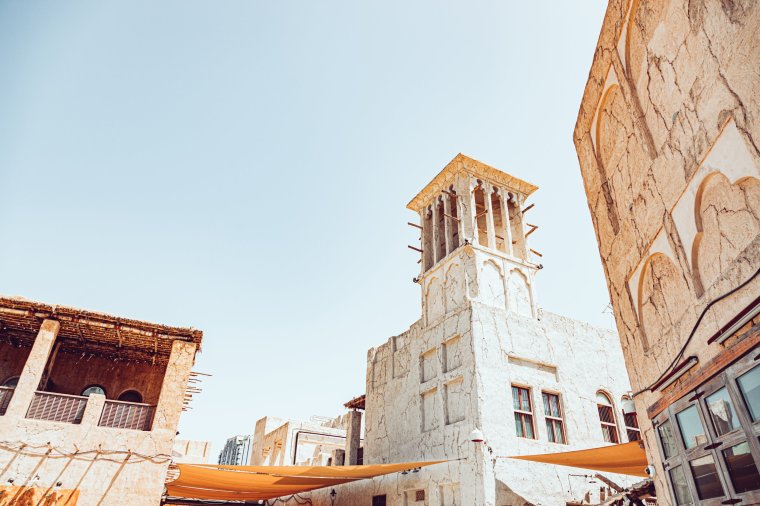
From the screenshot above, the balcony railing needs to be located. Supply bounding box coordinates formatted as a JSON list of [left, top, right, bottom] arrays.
[[0, 386, 14, 415], [99, 400, 154, 431], [26, 391, 87, 424]]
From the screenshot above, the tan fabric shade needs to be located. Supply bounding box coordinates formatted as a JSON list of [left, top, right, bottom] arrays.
[[166, 461, 445, 501], [509, 441, 648, 477]]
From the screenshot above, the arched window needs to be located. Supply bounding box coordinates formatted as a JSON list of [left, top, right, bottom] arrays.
[[81, 385, 106, 397], [621, 395, 641, 441], [2, 376, 19, 388], [118, 390, 143, 403], [596, 391, 619, 443]]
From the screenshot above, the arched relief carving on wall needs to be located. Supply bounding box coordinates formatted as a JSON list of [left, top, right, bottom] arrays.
[[506, 269, 532, 318], [624, 0, 668, 88], [590, 68, 620, 156], [692, 172, 760, 292], [479, 259, 506, 311], [444, 262, 466, 313], [637, 252, 691, 350], [425, 276, 445, 324]]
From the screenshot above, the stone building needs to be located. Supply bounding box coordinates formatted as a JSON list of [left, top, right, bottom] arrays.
[[308, 154, 639, 505], [251, 415, 349, 467], [173, 439, 213, 464], [218, 434, 253, 465], [0, 296, 201, 505], [574, 1, 760, 504]]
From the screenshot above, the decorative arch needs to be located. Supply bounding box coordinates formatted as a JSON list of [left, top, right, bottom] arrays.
[[691, 171, 760, 293], [480, 259, 506, 310], [506, 268, 532, 318], [637, 252, 691, 350]]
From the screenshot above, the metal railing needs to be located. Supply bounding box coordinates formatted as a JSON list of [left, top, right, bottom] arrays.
[[99, 400, 154, 431], [26, 391, 87, 424], [0, 386, 14, 415]]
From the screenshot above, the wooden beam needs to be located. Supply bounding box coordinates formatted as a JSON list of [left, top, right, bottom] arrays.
[[407, 245, 423, 253], [407, 222, 423, 230]]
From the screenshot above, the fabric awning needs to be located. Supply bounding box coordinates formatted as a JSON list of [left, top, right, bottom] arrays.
[[509, 441, 648, 477], [166, 461, 445, 501]]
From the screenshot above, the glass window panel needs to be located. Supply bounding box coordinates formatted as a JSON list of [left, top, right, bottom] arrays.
[[514, 412, 523, 438], [689, 454, 725, 500], [669, 465, 692, 505], [543, 393, 550, 414], [676, 405, 707, 449], [658, 420, 678, 459], [597, 392, 611, 405], [524, 416, 534, 439], [705, 387, 738, 436], [722, 441, 760, 493], [556, 421, 565, 444], [738, 365, 760, 422], [512, 387, 520, 410], [546, 420, 555, 443]]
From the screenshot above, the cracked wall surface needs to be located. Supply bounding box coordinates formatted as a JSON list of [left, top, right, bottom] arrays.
[[574, 0, 760, 502], [307, 243, 635, 506]]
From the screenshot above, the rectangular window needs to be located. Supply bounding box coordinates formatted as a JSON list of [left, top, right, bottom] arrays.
[[722, 441, 760, 493], [676, 405, 706, 449], [668, 465, 692, 505], [597, 404, 619, 443], [705, 387, 739, 436], [689, 454, 724, 500], [624, 412, 641, 442], [542, 392, 566, 444], [737, 364, 760, 422], [512, 385, 535, 439], [657, 420, 678, 459], [372, 495, 387, 506]]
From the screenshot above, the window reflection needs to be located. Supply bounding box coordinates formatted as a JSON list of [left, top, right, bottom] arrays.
[[689, 454, 724, 500], [658, 420, 678, 459], [669, 466, 692, 505], [737, 364, 760, 422], [676, 405, 707, 449], [705, 387, 738, 436], [722, 442, 760, 493]]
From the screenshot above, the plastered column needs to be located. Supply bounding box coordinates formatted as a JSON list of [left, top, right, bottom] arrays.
[[484, 183, 496, 249], [5, 319, 59, 418], [442, 193, 452, 255], [81, 393, 105, 426], [499, 189, 513, 256], [152, 340, 196, 434], [344, 410, 362, 465]]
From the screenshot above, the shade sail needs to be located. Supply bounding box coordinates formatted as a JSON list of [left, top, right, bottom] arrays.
[[509, 441, 648, 477], [166, 461, 445, 501]]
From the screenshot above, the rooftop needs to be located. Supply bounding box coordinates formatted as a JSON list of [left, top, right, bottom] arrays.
[[0, 296, 203, 365], [407, 153, 538, 213]]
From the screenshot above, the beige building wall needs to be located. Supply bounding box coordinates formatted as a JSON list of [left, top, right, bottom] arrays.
[[575, 1, 760, 504]]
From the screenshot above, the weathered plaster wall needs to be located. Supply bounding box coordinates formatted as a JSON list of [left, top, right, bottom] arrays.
[[574, 0, 760, 501], [45, 349, 167, 404], [307, 244, 636, 506], [251, 416, 347, 467]]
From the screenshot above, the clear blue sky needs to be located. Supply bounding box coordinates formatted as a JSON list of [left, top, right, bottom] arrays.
[[0, 1, 612, 453]]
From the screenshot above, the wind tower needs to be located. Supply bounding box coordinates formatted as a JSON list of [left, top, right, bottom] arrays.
[[408, 153, 541, 324]]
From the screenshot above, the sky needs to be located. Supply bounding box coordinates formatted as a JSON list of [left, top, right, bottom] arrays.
[[0, 1, 613, 454]]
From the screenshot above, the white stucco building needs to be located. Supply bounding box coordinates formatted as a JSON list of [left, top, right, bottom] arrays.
[[307, 154, 640, 505]]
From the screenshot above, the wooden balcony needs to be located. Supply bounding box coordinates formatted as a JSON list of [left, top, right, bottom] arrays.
[[26, 391, 87, 424], [98, 400, 154, 431]]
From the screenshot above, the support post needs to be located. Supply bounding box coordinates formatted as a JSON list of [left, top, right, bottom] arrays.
[[500, 189, 513, 256], [484, 183, 496, 249], [153, 340, 197, 435], [442, 193, 452, 256], [5, 319, 59, 419]]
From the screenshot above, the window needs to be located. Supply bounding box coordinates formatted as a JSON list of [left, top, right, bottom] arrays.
[[654, 354, 760, 505], [1, 377, 19, 388], [542, 392, 566, 444], [621, 396, 641, 442], [737, 364, 759, 422], [512, 385, 535, 439], [81, 385, 106, 397], [372, 495, 387, 506], [117, 390, 143, 403], [596, 392, 619, 443]]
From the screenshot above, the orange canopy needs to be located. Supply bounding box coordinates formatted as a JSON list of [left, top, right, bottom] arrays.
[[166, 461, 445, 501], [510, 441, 648, 477]]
